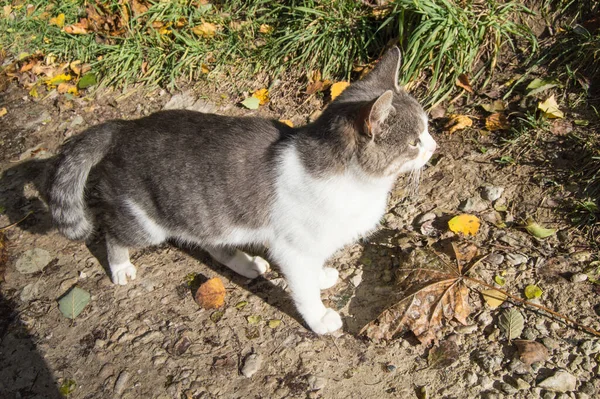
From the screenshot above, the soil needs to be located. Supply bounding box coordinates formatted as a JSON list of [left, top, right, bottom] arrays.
[[0, 77, 599, 399]]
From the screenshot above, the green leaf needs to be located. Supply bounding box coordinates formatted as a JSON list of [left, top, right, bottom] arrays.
[[498, 308, 524, 342], [77, 73, 97, 89], [268, 319, 281, 328], [247, 315, 261, 324], [524, 285, 543, 299], [480, 100, 505, 113], [241, 97, 260, 110], [525, 218, 556, 239], [58, 286, 90, 319], [59, 379, 76, 395], [574, 119, 589, 126], [235, 301, 248, 310], [526, 78, 559, 96], [210, 310, 224, 323], [494, 275, 506, 286]]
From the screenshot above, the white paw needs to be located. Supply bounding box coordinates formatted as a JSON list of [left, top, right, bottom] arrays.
[[110, 262, 137, 285], [319, 267, 339, 290], [307, 308, 343, 335], [247, 256, 269, 278], [232, 252, 269, 279]]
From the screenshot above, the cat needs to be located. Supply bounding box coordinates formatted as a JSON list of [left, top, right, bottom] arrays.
[[48, 47, 436, 335]]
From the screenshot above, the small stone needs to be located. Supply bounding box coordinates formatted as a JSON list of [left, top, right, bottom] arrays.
[[570, 273, 588, 283], [15, 249, 53, 274], [189, 99, 217, 114], [542, 338, 562, 351], [478, 312, 493, 326], [543, 392, 557, 399], [538, 371, 577, 393], [482, 185, 505, 202], [307, 375, 327, 391], [385, 364, 396, 373], [571, 251, 592, 262], [163, 92, 196, 110], [500, 382, 518, 394], [522, 327, 537, 341], [512, 377, 531, 390], [270, 278, 288, 290], [579, 340, 600, 355], [508, 358, 531, 375], [416, 212, 436, 224], [486, 253, 505, 266], [577, 393, 590, 399], [351, 270, 363, 287], [498, 234, 521, 247], [459, 197, 488, 213], [506, 253, 528, 266], [480, 376, 493, 390], [579, 382, 596, 396], [114, 370, 130, 395], [465, 371, 478, 386], [241, 353, 261, 378], [70, 115, 84, 128], [20, 280, 44, 302], [456, 324, 478, 334]]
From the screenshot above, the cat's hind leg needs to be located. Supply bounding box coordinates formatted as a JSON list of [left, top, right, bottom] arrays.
[[207, 246, 269, 279], [319, 267, 339, 290], [106, 234, 137, 285]]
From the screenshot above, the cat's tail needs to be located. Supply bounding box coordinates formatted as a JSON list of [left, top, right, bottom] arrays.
[[48, 122, 118, 240]]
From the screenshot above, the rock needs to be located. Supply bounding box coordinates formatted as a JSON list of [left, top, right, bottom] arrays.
[[505, 253, 528, 266], [542, 338, 562, 351], [16, 249, 53, 274], [508, 358, 531, 375], [465, 371, 478, 386], [24, 110, 51, 130], [163, 92, 196, 110], [570, 273, 588, 283], [456, 324, 478, 334], [542, 392, 556, 399], [500, 382, 518, 394], [241, 353, 261, 378], [307, 375, 327, 391], [579, 382, 596, 396], [420, 220, 440, 236], [189, 99, 217, 114], [70, 115, 84, 128], [114, 370, 130, 395], [486, 253, 505, 266], [459, 197, 488, 213], [351, 270, 363, 287], [511, 377, 530, 390], [270, 278, 288, 290], [20, 280, 44, 302], [416, 212, 436, 224], [568, 356, 584, 372], [522, 327, 537, 341], [482, 185, 505, 202], [537, 371, 577, 393], [577, 393, 590, 399], [571, 251, 592, 262], [480, 376, 493, 390], [579, 340, 600, 355], [477, 312, 493, 326]]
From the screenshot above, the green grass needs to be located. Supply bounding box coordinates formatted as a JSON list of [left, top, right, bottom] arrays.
[[1, 0, 536, 104]]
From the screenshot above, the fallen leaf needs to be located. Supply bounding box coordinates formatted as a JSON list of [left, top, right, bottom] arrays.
[[192, 22, 217, 38], [485, 113, 510, 131], [45, 73, 71, 86], [131, 0, 149, 16], [481, 289, 507, 308], [279, 119, 293, 127], [330, 81, 350, 100], [59, 379, 76, 396], [241, 97, 260, 110], [3, 5, 11, 18], [235, 301, 248, 310], [524, 285, 543, 299], [494, 275, 506, 286], [574, 119, 589, 126], [526, 78, 558, 97], [201, 63, 210, 74], [525, 218, 556, 239], [456, 74, 474, 93], [247, 315, 262, 324], [77, 73, 97, 89], [514, 339, 549, 365], [49, 13, 65, 28], [445, 115, 473, 134], [29, 85, 39, 98], [361, 247, 476, 344], [63, 19, 89, 34], [538, 95, 564, 119], [194, 277, 225, 309], [252, 88, 269, 105], [480, 100, 506, 113], [259, 24, 273, 34], [58, 286, 91, 319], [498, 308, 524, 341], [448, 214, 480, 236], [550, 120, 573, 136], [210, 310, 224, 323], [268, 319, 281, 328], [428, 340, 460, 368], [0, 107, 6, 117]]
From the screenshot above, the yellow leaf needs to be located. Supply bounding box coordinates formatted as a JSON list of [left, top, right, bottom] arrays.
[[538, 95, 564, 119], [29, 86, 39, 98], [201, 64, 210, 74], [448, 214, 480, 236], [57, 83, 78, 95], [252, 88, 269, 105], [456, 73, 474, 93], [49, 13, 65, 28], [192, 22, 217, 38], [259, 24, 273, 34], [330, 81, 349, 100], [0, 107, 7, 117], [481, 289, 507, 309], [194, 277, 226, 309], [445, 114, 473, 134], [3, 5, 12, 18], [45, 73, 71, 87], [485, 113, 510, 131], [279, 119, 293, 127]]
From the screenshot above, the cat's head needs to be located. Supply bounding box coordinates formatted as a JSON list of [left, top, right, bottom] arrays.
[[330, 47, 436, 178]]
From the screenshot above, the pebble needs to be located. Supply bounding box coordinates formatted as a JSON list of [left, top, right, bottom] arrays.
[[416, 212, 436, 224], [522, 327, 537, 340], [543, 392, 557, 399], [498, 234, 521, 247], [542, 338, 562, 351], [465, 371, 478, 386], [163, 92, 196, 110], [568, 356, 584, 373], [480, 376, 493, 390], [579, 340, 600, 356], [459, 197, 488, 212], [351, 270, 363, 287], [506, 253, 528, 266], [16, 248, 52, 274], [486, 253, 505, 266], [456, 324, 478, 334], [576, 393, 590, 399], [307, 375, 327, 391], [114, 370, 130, 395], [482, 185, 505, 202], [477, 312, 493, 326], [579, 382, 596, 396], [571, 251, 592, 262], [508, 358, 531, 375], [70, 115, 84, 128], [241, 353, 261, 378], [513, 377, 531, 390], [537, 371, 577, 393], [20, 281, 44, 302], [500, 382, 518, 394], [570, 273, 588, 283]]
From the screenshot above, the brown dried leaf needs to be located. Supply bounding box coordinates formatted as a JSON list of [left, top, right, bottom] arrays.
[[194, 277, 226, 309], [63, 19, 90, 35], [428, 340, 460, 369], [485, 113, 510, 131], [444, 115, 473, 134], [514, 340, 549, 365], [361, 247, 473, 344], [456, 73, 474, 93]]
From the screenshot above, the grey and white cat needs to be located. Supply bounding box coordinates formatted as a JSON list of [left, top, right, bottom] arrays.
[[48, 47, 436, 334]]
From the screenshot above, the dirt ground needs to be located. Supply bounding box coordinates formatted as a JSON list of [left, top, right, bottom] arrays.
[[1, 78, 599, 399]]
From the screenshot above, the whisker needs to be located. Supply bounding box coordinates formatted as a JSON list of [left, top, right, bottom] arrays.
[[407, 167, 422, 196]]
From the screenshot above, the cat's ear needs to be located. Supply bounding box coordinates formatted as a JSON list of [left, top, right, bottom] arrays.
[[361, 90, 394, 138], [363, 46, 402, 92]]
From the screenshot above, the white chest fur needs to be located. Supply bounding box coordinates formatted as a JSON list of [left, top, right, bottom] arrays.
[[272, 146, 395, 258]]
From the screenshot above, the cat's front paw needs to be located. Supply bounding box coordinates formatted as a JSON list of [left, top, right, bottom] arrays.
[[110, 262, 137, 285], [319, 267, 339, 289], [308, 308, 343, 335]]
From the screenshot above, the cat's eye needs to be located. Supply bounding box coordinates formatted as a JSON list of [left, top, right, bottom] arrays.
[[408, 138, 420, 147]]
